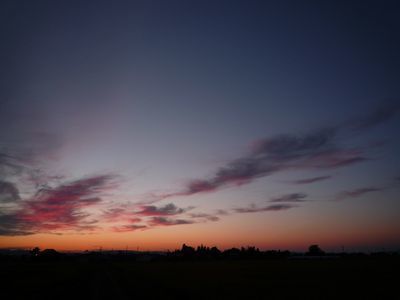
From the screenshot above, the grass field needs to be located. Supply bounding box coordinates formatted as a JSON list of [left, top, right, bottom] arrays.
[[0, 258, 398, 299]]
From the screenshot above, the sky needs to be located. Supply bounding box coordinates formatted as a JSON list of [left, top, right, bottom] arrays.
[[1, 0, 400, 252]]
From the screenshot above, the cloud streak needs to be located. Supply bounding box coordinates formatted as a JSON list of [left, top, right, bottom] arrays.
[[269, 193, 308, 203], [137, 203, 193, 216], [189, 213, 220, 222], [233, 204, 295, 213], [112, 224, 147, 233], [150, 217, 195, 226], [345, 102, 400, 132], [0, 152, 25, 177], [99, 202, 201, 232], [147, 104, 400, 202], [151, 129, 366, 201], [290, 175, 332, 184], [0, 174, 118, 235], [0, 181, 20, 203], [335, 187, 384, 201]]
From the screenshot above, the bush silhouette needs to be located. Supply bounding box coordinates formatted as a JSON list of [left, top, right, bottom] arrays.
[[30, 247, 40, 257], [307, 244, 325, 256]]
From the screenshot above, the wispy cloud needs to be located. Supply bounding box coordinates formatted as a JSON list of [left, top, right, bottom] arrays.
[[0, 130, 65, 190], [111, 224, 147, 233], [150, 217, 195, 226], [189, 213, 220, 222], [0, 181, 20, 203], [147, 104, 399, 202], [0, 174, 118, 235], [102, 207, 131, 222], [269, 193, 308, 203], [100, 202, 201, 232], [344, 102, 400, 132], [233, 203, 295, 213], [290, 175, 332, 184], [101, 202, 193, 222], [137, 203, 193, 216], [0, 152, 25, 177], [0, 214, 32, 236], [151, 129, 365, 201], [215, 209, 229, 216], [335, 187, 384, 201]]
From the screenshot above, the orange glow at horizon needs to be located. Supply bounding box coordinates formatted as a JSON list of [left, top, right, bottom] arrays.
[[1, 217, 399, 252]]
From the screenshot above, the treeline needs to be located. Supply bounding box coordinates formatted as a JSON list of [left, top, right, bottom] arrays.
[[0, 244, 291, 262], [0, 244, 398, 263], [167, 244, 291, 260]]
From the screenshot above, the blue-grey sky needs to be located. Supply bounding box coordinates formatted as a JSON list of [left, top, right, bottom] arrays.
[[1, 0, 399, 251]]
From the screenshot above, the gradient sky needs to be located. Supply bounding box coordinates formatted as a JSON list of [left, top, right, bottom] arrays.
[[1, 0, 400, 252]]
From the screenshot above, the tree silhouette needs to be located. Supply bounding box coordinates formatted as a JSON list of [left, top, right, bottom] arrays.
[[30, 247, 40, 257], [307, 244, 325, 256], [181, 244, 195, 256]]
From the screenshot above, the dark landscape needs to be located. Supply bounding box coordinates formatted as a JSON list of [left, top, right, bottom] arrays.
[[1, 245, 399, 300], [1, 1, 400, 299]]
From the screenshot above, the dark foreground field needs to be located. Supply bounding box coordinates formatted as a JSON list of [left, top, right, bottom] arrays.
[[0, 258, 398, 299]]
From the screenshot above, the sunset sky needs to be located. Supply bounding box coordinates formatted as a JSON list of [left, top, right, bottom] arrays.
[[1, 0, 400, 252]]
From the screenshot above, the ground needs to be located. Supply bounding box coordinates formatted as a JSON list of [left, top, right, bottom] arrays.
[[0, 258, 398, 299]]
